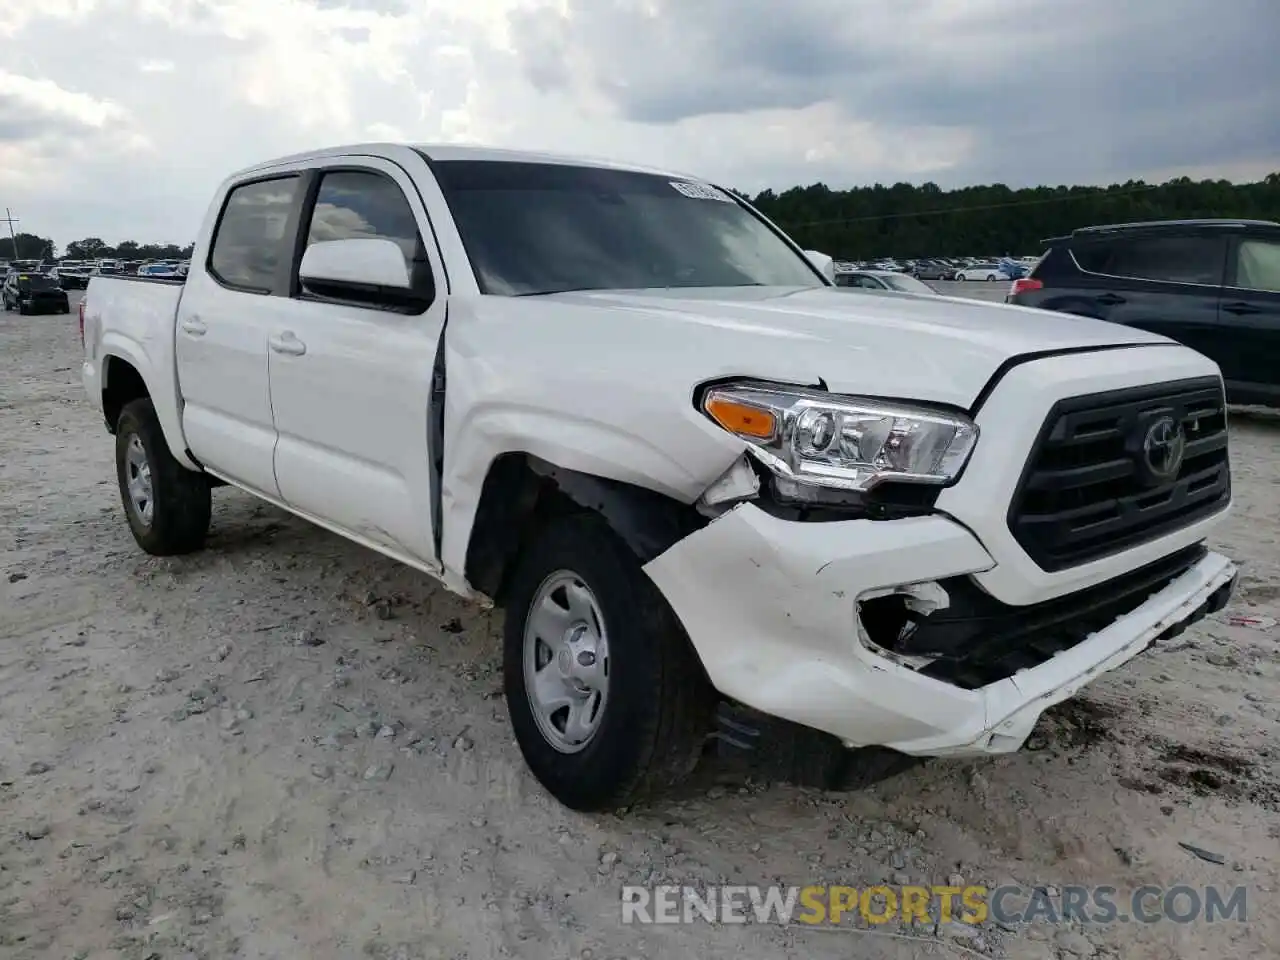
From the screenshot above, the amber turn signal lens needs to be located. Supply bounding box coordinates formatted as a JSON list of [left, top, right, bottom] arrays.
[[705, 394, 777, 439]]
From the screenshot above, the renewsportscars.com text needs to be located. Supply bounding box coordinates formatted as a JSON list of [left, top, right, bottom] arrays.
[[621, 884, 1248, 926]]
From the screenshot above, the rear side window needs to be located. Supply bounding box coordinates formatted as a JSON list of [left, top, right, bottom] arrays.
[[1235, 238, 1280, 292], [208, 176, 299, 292], [304, 170, 423, 272], [1073, 235, 1226, 285]]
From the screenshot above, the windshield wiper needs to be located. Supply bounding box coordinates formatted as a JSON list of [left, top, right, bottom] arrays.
[[513, 286, 611, 297]]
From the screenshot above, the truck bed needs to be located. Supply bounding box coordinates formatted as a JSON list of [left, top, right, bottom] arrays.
[[82, 275, 188, 461]]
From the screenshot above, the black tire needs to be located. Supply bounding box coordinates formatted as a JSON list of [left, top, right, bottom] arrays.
[[955, 274, 965, 282], [17, 302, 28, 315], [115, 397, 211, 555], [503, 514, 713, 811]]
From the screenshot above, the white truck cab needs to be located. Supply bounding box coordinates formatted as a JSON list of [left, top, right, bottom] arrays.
[[79, 143, 1237, 811]]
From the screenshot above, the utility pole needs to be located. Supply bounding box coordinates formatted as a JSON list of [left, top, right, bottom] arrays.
[[1, 208, 18, 260]]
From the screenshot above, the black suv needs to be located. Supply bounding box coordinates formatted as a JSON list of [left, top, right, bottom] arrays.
[[1008, 219, 1280, 406], [1, 271, 72, 315]]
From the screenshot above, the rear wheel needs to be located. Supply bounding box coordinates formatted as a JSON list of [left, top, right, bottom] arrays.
[[986, 274, 997, 282], [504, 514, 713, 810], [115, 398, 211, 555]]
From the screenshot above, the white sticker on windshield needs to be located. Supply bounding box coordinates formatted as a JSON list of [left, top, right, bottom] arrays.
[[669, 180, 734, 202]]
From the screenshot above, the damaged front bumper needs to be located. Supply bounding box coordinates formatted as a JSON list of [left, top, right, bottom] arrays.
[[643, 503, 1237, 757]]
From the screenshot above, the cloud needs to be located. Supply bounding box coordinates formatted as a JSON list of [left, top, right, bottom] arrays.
[[0, 69, 150, 192], [0, 0, 1275, 249], [508, 0, 1280, 187]]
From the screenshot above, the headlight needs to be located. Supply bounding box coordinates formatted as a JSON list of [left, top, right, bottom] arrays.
[[701, 382, 978, 495]]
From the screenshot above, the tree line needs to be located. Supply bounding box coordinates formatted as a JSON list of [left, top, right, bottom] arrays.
[[744, 172, 1280, 259], [0, 235, 194, 262], [4, 171, 1278, 265]]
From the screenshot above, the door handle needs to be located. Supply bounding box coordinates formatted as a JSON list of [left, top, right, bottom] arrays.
[[180, 316, 207, 336], [1222, 301, 1262, 316], [1094, 293, 1126, 306], [269, 332, 307, 356]]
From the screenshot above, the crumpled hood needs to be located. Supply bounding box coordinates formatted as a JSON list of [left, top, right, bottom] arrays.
[[532, 286, 1170, 408]]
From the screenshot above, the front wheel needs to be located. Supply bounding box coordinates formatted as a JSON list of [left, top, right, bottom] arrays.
[[986, 274, 997, 282], [115, 397, 212, 555], [504, 515, 713, 811], [954, 274, 966, 281]]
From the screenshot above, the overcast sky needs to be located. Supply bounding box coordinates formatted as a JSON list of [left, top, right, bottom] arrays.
[[1, 0, 1277, 248]]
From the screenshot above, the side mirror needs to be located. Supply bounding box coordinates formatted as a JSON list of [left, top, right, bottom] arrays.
[[299, 238, 411, 291], [803, 249, 836, 284]]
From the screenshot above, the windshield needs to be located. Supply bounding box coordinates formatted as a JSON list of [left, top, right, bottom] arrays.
[[883, 274, 936, 294], [19, 275, 59, 291], [429, 159, 824, 296]]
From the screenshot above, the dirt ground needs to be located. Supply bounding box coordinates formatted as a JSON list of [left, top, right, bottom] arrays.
[[2, 304, 1279, 960]]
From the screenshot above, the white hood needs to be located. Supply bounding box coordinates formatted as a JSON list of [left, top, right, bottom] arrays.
[[519, 286, 1168, 409]]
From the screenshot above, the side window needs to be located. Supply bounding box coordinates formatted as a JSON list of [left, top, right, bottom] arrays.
[[1234, 239, 1280, 293], [208, 176, 299, 292], [1076, 235, 1225, 285], [1071, 242, 1114, 273], [304, 169, 423, 275]]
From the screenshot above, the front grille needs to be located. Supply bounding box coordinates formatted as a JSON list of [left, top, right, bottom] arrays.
[[913, 544, 1211, 690], [1007, 377, 1230, 572]]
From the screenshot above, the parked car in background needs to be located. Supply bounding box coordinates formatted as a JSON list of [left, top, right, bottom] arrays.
[[57, 260, 93, 289], [139, 261, 184, 279], [1008, 218, 1280, 407], [2, 270, 71, 314], [836, 270, 938, 295], [94, 259, 124, 276], [954, 263, 1011, 282], [998, 258, 1028, 280], [80, 142, 1237, 812], [912, 260, 954, 281]]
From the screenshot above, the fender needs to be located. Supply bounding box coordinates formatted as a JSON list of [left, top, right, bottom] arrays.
[[439, 405, 743, 580], [100, 332, 199, 471]]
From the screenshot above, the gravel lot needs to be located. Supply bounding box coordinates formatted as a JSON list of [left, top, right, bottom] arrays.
[[2, 292, 1279, 960]]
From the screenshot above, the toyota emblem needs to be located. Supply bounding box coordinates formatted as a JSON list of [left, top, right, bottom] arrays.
[[1142, 416, 1185, 483]]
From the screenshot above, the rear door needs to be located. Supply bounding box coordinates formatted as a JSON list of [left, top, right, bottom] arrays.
[[1219, 231, 1280, 404], [1067, 232, 1227, 362], [266, 156, 447, 564], [177, 174, 304, 496]]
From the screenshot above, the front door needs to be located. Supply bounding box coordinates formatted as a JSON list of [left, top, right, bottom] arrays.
[[266, 158, 447, 564], [1070, 232, 1227, 364], [177, 174, 303, 496]]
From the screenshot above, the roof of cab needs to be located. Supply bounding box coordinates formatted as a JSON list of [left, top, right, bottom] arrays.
[[230, 142, 702, 184]]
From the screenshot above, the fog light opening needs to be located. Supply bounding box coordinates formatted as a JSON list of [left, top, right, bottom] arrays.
[[856, 581, 949, 670]]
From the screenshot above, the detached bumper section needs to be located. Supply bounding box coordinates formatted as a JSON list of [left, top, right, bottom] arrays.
[[643, 504, 1236, 757]]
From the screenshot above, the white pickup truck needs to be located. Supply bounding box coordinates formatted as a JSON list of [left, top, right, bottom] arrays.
[[80, 143, 1238, 811]]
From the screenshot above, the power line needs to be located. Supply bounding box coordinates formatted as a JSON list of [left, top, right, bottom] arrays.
[[772, 182, 1174, 229], [1, 208, 18, 258]]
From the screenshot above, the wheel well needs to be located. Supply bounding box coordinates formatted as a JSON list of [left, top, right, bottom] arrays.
[[464, 453, 709, 606], [102, 357, 149, 433]]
